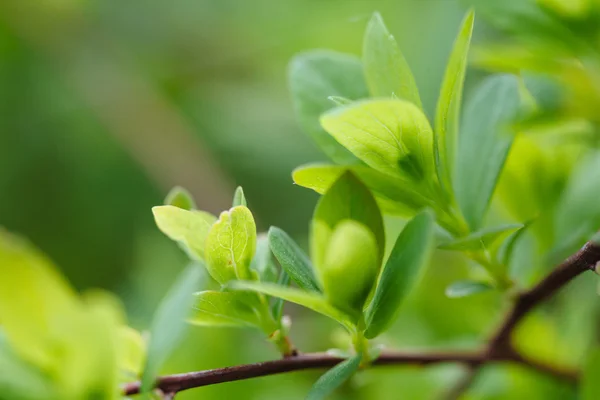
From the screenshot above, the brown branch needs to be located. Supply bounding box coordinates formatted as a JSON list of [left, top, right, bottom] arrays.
[[123, 241, 600, 397]]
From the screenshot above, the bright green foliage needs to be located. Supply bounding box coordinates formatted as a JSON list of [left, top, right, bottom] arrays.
[[581, 348, 600, 399], [320, 99, 434, 182], [454, 75, 522, 231], [268, 226, 320, 292], [445, 280, 494, 298], [289, 51, 368, 163], [205, 206, 257, 283], [232, 186, 247, 207], [165, 186, 196, 210], [306, 354, 362, 400], [141, 265, 203, 393], [434, 10, 474, 195], [152, 205, 216, 261], [190, 290, 264, 328], [364, 212, 434, 339], [363, 12, 422, 107], [438, 224, 523, 251]]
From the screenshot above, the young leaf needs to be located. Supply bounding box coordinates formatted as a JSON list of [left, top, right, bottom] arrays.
[[165, 186, 196, 210], [268, 227, 321, 292], [293, 163, 430, 216], [496, 222, 532, 267], [289, 50, 368, 163], [328, 96, 352, 106], [118, 327, 146, 378], [363, 12, 422, 108], [205, 206, 257, 284], [272, 271, 291, 321], [581, 348, 600, 400], [438, 224, 523, 251], [152, 206, 216, 261], [311, 171, 385, 272], [306, 354, 362, 400], [445, 281, 494, 298], [251, 234, 278, 283], [454, 74, 522, 231], [141, 265, 203, 393], [229, 281, 356, 329], [232, 186, 247, 207], [434, 10, 474, 192], [364, 211, 434, 339], [189, 290, 262, 328], [321, 99, 434, 180]]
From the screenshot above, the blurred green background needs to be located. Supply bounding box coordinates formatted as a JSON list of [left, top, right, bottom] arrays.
[[0, 0, 588, 398]]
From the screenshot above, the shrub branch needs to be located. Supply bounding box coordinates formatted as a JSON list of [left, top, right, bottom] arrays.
[[123, 241, 600, 397]]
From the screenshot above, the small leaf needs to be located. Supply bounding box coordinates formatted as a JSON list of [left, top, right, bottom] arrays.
[[152, 206, 216, 261], [311, 172, 385, 276], [118, 327, 146, 378], [268, 227, 320, 292], [271, 271, 290, 321], [232, 186, 247, 207], [445, 281, 494, 298], [438, 224, 523, 251], [321, 99, 434, 180], [328, 96, 352, 106], [581, 348, 600, 400], [306, 354, 362, 400], [165, 186, 196, 210], [289, 50, 368, 163], [229, 281, 356, 329], [364, 211, 434, 339], [189, 290, 262, 328], [363, 12, 422, 107], [434, 10, 474, 193], [496, 222, 532, 267], [454, 74, 522, 231], [141, 265, 203, 393], [251, 234, 278, 283], [205, 206, 257, 284]]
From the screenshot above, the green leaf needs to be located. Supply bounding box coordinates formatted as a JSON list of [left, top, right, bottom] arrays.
[[152, 205, 216, 261], [581, 348, 600, 400], [165, 186, 196, 210], [229, 281, 356, 329], [364, 211, 434, 339], [311, 171, 385, 275], [438, 224, 522, 251], [271, 271, 290, 321], [268, 227, 320, 292], [454, 74, 522, 231], [141, 265, 203, 393], [251, 234, 278, 283], [306, 354, 362, 400], [434, 10, 474, 193], [445, 281, 494, 298], [232, 186, 247, 207], [189, 290, 262, 328], [293, 163, 430, 216], [320, 220, 379, 314], [321, 99, 434, 180], [362, 12, 422, 108], [328, 96, 352, 106], [289, 50, 368, 163], [205, 206, 257, 284], [496, 222, 532, 267]]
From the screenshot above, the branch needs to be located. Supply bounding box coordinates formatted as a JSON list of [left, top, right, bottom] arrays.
[[123, 241, 600, 397]]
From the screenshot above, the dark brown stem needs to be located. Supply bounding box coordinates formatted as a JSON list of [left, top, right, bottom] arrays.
[[123, 241, 600, 397]]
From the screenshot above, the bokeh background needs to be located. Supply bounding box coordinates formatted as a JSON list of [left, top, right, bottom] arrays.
[[0, 0, 590, 398]]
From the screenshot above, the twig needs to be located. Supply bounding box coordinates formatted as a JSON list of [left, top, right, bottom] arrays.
[[123, 241, 600, 397]]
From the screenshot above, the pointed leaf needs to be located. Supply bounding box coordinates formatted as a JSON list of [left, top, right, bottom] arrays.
[[141, 265, 203, 392], [496, 221, 532, 267], [438, 224, 522, 251], [152, 206, 216, 261], [232, 186, 247, 207], [364, 211, 434, 339], [271, 271, 290, 321], [321, 99, 434, 180], [363, 12, 422, 107], [289, 50, 368, 163], [445, 281, 494, 298], [205, 206, 257, 283], [306, 354, 362, 400], [189, 290, 262, 328], [434, 10, 474, 192], [165, 186, 196, 210], [251, 234, 278, 283], [229, 281, 355, 329], [268, 227, 320, 292], [454, 74, 522, 231]]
